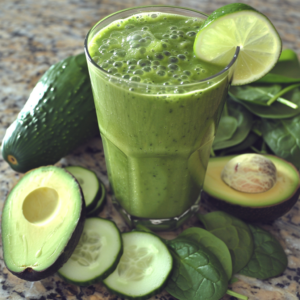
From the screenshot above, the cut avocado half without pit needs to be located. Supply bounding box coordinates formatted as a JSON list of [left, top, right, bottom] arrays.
[[65, 166, 106, 215], [203, 154, 300, 222], [1, 166, 85, 281]]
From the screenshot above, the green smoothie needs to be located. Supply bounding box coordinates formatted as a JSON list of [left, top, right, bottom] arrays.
[[86, 9, 232, 220]]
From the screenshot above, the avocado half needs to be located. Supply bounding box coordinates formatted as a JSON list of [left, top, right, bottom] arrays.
[[1, 166, 86, 281], [202, 155, 300, 222]]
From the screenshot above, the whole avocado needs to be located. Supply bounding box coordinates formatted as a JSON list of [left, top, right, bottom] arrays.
[[1, 53, 99, 173]]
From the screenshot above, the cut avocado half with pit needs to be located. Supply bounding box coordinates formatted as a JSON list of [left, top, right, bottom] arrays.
[[203, 154, 300, 222], [1, 166, 86, 281]]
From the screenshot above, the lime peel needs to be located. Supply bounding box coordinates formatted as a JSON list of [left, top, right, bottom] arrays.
[[194, 3, 282, 85]]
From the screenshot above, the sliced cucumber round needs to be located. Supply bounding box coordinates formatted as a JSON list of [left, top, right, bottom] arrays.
[[86, 181, 106, 217], [103, 231, 173, 300], [65, 166, 101, 213], [58, 217, 122, 286]]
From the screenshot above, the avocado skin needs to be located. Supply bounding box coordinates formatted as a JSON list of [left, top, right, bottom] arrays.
[[202, 188, 300, 223], [1, 53, 99, 173], [2, 167, 86, 281]]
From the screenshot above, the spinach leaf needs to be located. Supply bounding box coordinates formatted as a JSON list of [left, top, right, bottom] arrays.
[[165, 237, 228, 300], [198, 211, 254, 274], [179, 227, 232, 279], [230, 88, 300, 119], [213, 99, 253, 150], [239, 225, 288, 280], [261, 116, 300, 169], [271, 49, 300, 78], [230, 84, 282, 106], [218, 131, 260, 156], [228, 277, 239, 284], [257, 49, 300, 83], [215, 116, 238, 142], [257, 74, 300, 84]]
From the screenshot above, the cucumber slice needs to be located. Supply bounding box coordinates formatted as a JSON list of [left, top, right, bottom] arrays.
[[65, 166, 101, 212], [103, 231, 173, 300], [86, 181, 106, 217], [58, 217, 122, 286]]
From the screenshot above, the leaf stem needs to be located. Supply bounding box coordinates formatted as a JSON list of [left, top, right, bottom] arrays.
[[210, 147, 216, 157], [251, 127, 262, 137], [276, 97, 298, 109], [135, 224, 154, 233], [250, 146, 260, 153], [266, 83, 300, 107], [261, 141, 268, 154], [226, 289, 248, 300], [223, 101, 229, 116]]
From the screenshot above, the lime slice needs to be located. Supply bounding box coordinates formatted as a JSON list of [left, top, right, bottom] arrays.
[[194, 3, 282, 85]]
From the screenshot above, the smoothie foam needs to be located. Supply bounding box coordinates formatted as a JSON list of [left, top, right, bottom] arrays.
[[88, 12, 223, 85]]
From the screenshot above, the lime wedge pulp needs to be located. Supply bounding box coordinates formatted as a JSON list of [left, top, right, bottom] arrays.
[[194, 3, 282, 85]]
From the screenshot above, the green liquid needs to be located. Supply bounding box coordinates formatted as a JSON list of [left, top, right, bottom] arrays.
[[87, 12, 230, 219]]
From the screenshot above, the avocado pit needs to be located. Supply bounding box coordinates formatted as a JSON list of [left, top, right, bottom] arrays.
[[221, 154, 277, 193]]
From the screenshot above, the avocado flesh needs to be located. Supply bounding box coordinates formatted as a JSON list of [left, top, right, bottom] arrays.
[[203, 155, 300, 222], [1, 166, 85, 281]]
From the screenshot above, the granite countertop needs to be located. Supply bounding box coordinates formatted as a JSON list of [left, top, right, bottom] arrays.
[[0, 0, 300, 299]]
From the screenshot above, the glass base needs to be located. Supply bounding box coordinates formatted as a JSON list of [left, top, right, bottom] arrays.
[[112, 194, 201, 231]]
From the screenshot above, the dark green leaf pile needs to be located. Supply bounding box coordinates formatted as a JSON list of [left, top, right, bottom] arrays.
[[213, 100, 253, 151], [213, 49, 300, 168], [179, 227, 232, 280], [198, 211, 253, 274], [166, 238, 228, 300], [161, 211, 288, 300], [239, 225, 288, 280]]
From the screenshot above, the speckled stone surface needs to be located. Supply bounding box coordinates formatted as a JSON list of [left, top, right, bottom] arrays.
[[1, 0, 300, 299]]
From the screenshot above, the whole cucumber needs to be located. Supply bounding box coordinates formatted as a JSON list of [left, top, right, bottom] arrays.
[[1, 53, 99, 173]]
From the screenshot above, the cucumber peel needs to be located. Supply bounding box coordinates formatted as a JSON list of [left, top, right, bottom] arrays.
[[65, 166, 104, 213], [58, 217, 122, 286], [103, 231, 173, 300], [86, 181, 106, 217]]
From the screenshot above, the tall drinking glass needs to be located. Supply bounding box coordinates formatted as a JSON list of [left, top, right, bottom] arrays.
[[85, 6, 239, 230]]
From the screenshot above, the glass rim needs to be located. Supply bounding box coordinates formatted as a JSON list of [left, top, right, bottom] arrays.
[[84, 5, 240, 88]]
